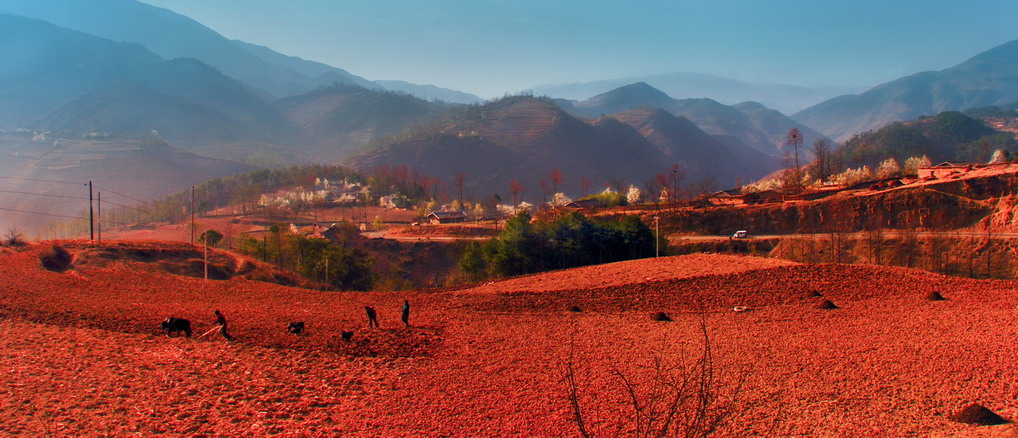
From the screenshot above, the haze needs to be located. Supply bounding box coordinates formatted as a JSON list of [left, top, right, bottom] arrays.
[[137, 0, 1018, 98]]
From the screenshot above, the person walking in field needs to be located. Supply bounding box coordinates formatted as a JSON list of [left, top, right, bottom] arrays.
[[365, 306, 379, 328], [401, 300, 410, 327], [214, 310, 234, 340]]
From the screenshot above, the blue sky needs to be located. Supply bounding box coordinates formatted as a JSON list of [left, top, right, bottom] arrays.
[[143, 0, 1018, 98]]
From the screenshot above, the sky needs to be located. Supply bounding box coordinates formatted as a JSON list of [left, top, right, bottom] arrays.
[[142, 0, 1018, 98]]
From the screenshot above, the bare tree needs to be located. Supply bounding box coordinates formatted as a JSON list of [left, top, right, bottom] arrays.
[[551, 168, 564, 194], [510, 180, 524, 206], [785, 129, 804, 193], [811, 138, 833, 182], [669, 165, 685, 209]]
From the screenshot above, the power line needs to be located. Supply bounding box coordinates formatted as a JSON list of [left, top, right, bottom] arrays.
[[91, 183, 155, 207], [0, 175, 86, 186], [0, 189, 88, 201], [100, 199, 150, 214], [0, 206, 82, 219]]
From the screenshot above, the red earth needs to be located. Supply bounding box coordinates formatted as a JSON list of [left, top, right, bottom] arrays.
[[3, 240, 1018, 436]]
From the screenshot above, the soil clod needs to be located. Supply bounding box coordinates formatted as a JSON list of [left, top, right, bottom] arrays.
[[953, 403, 1008, 425], [39, 244, 73, 272], [568, 305, 582, 312], [817, 300, 839, 310], [651, 312, 672, 321], [927, 292, 947, 301]]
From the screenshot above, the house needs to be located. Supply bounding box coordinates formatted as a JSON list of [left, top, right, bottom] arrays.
[[917, 162, 974, 179], [427, 211, 468, 224], [706, 189, 745, 206], [564, 199, 601, 209]]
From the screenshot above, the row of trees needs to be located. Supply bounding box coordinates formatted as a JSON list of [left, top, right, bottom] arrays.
[[458, 211, 663, 280]]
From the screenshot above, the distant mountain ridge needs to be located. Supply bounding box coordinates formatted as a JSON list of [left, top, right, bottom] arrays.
[[530, 72, 859, 114], [564, 82, 829, 158], [794, 38, 1018, 142], [344, 96, 780, 200]]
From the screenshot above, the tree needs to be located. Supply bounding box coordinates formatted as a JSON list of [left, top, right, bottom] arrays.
[[669, 164, 685, 208], [550, 168, 563, 194], [785, 128, 804, 192], [626, 185, 642, 206], [903, 155, 932, 177], [509, 180, 524, 206], [458, 241, 487, 282], [199, 229, 224, 248], [455, 173, 466, 209], [811, 138, 833, 182], [875, 158, 902, 179]]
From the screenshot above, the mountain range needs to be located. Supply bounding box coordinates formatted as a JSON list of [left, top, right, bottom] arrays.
[[560, 82, 829, 158], [794, 38, 1018, 142], [343, 95, 780, 200], [530, 72, 860, 115]]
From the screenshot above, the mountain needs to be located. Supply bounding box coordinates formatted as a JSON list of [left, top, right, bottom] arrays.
[[344, 96, 780, 199], [0, 14, 297, 144], [0, 13, 163, 127], [374, 81, 483, 104], [571, 82, 677, 116], [566, 83, 829, 158], [607, 108, 779, 185], [275, 85, 451, 163], [530, 72, 859, 114], [794, 39, 1018, 142], [0, 0, 375, 97]]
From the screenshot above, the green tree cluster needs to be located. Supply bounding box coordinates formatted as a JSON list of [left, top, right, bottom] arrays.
[[459, 211, 663, 281], [237, 224, 373, 291]]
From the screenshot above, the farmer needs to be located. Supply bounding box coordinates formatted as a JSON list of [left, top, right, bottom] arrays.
[[365, 306, 379, 328], [401, 300, 410, 327], [213, 310, 234, 340]]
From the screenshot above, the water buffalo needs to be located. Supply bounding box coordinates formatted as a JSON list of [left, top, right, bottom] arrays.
[[161, 317, 192, 337]]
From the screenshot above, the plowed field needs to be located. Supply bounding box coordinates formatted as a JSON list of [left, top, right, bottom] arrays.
[[2, 241, 1018, 436]]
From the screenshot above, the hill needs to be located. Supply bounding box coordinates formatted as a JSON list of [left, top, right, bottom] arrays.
[[795, 39, 1018, 142], [1, 243, 1016, 435], [567, 83, 829, 157], [839, 111, 1016, 166], [0, 132, 253, 236], [275, 85, 450, 163], [607, 108, 779, 186]]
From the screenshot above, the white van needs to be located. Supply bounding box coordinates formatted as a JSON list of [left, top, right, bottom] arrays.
[[732, 230, 748, 239]]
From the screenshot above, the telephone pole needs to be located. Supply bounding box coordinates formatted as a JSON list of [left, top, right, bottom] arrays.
[[97, 192, 102, 244], [89, 181, 94, 241], [190, 186, 195, 245]]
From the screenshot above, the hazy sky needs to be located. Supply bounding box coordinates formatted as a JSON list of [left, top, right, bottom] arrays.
[[143, 0, 1018, 98]]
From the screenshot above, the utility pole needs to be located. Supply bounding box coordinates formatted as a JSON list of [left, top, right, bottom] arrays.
[[89, 181, 94, 241], [203, 231, 208, 282], [97, 192, 102, 244], [655, 215, 660, 258], [190, 186, 195, 245]]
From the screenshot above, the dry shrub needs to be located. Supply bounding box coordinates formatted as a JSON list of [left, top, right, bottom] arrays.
[[39, 245, 72, 272], [563, 317, 745, 438]]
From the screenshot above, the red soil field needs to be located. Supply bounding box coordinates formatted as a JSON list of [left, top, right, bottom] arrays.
[[3, 241, 1018, 436]]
